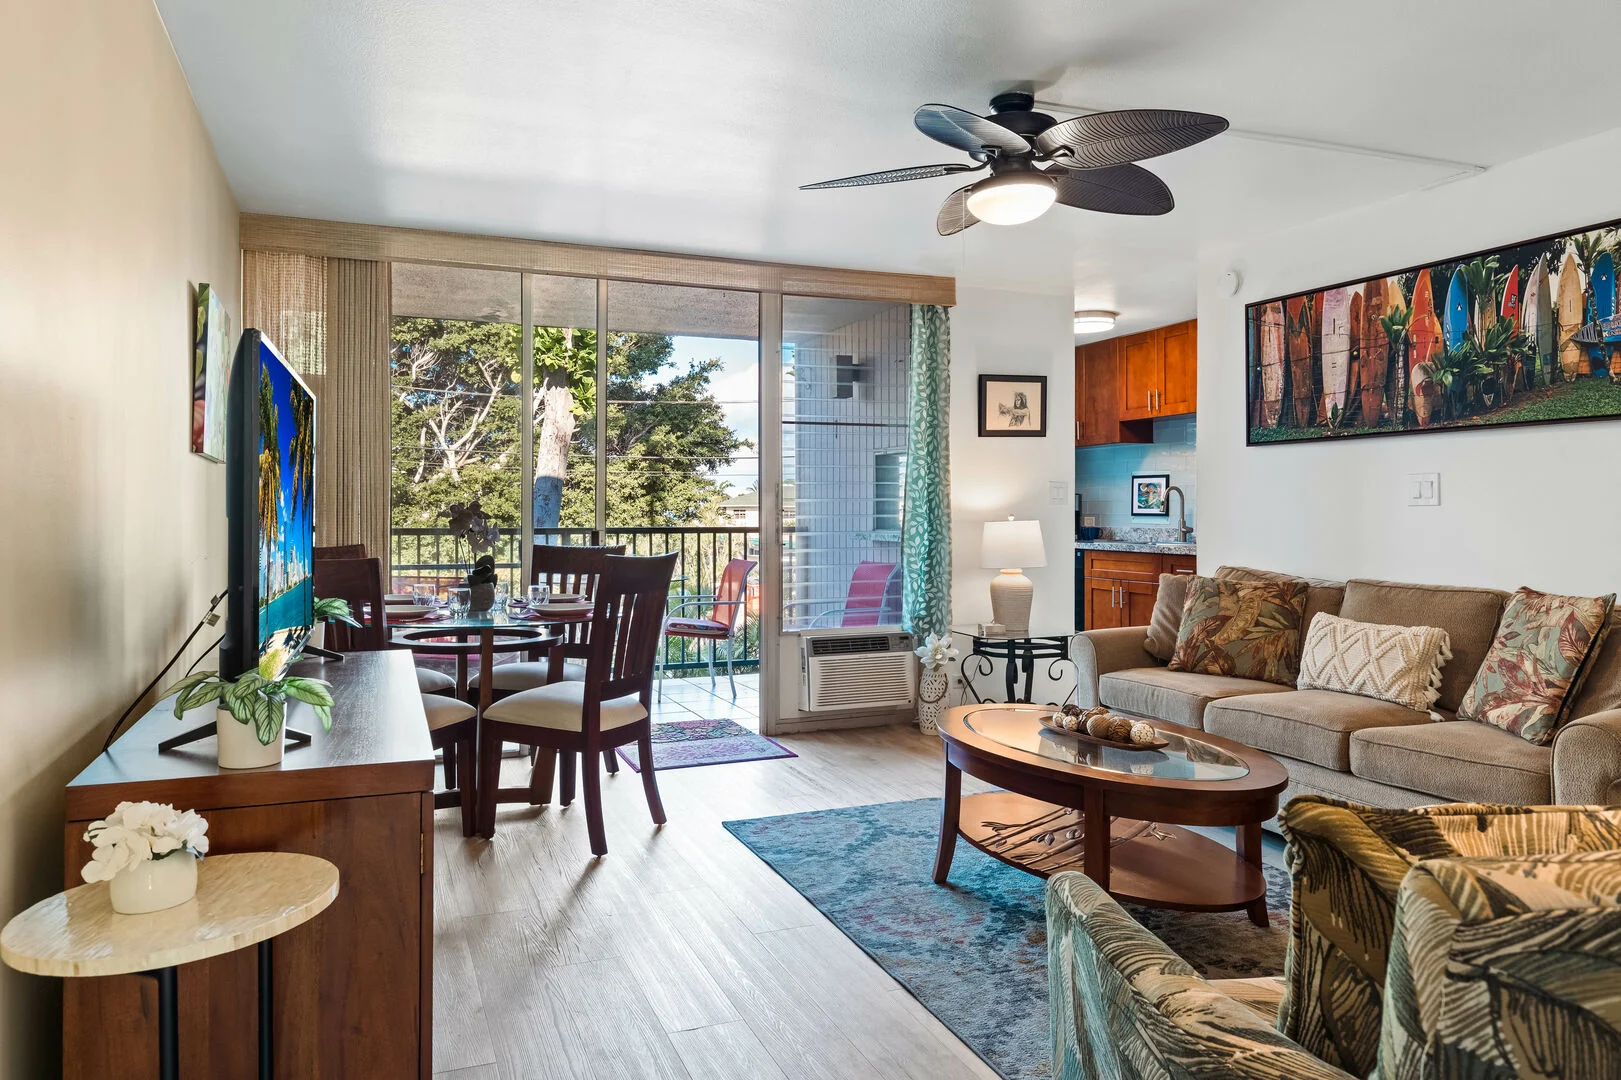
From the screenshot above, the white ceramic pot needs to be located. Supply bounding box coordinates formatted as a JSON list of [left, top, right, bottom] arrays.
[[918, 666, 949, 735], [215, 702, 285, 770], [108, 853, 198, 915], [309, 621, 326, 650]]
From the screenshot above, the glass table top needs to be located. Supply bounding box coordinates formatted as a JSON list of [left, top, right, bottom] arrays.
[[961, 706, 1250, 781], [948, 623, 1074, 643], [389, 605, 575, 632]]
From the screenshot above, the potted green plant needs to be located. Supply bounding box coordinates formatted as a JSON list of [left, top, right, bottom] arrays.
[[163, 668, 334, 770], [310, 596, 361, 650], [445, 501, 501, 611], [80, 800, 210, 914]]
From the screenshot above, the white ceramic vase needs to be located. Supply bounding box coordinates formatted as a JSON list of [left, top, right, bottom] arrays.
[[215, 702, 285, 770], [918, 666, 949, 735], [108, 853, 198, 915], [309, 620, 326, 650]]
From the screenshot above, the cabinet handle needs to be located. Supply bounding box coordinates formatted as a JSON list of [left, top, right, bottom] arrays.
[[1146, 391, 1151, 412], [1075, 420, 1081, 441]]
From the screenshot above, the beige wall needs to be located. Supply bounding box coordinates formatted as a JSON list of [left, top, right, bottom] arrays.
[[0, 1, 239, 1073]]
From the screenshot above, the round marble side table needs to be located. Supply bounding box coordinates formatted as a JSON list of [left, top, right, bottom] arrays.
[[1, 851, 339, 1080]]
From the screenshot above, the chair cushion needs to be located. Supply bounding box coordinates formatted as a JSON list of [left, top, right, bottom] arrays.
[[422, 693, 476, 732], [482, 680, 647, 731], [1207, 976, 1287, 1026], [415, 666, 455, 694], [1098, 668, 1288, 730], [1205, 689, 1436, 771], [1455, 586, 1616, 745], [1275, 796, 1621, 1077], [1167, 576, 1309, 686], [666, 617, 730, 639], [1350, 721, 1552, 804], [468, 660, 584, 691], [1340, 578, 1507, 712]]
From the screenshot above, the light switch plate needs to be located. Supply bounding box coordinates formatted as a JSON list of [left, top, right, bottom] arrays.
[[1407, 472, 1440, 506], [1049, 481, 1068, 504]]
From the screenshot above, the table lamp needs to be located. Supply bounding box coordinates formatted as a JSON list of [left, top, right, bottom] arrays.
[[980, 517, 1045, 637]]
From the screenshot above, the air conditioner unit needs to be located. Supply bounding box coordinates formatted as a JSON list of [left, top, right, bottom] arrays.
[[799, 629, 917, 713]]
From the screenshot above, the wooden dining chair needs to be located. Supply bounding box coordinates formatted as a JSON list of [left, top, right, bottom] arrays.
[[476, 552, 678, 852], [314, 543, 367, 560], [311, 556, 389, 651]]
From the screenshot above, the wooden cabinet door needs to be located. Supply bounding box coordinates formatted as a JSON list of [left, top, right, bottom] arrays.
[[1119, 331, 1162, 420], [1160, 320, 1197, 415], [1085, 579, 1127, 630], [1076, 339, 1146, 446], [1123, 580, 1160, 627]]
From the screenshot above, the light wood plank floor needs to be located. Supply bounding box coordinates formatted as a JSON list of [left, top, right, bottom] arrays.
[[432, 721, 1282, 1079]]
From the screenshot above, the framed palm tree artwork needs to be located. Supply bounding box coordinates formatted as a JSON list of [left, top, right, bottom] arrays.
[[1246, 216, 1621, 445]]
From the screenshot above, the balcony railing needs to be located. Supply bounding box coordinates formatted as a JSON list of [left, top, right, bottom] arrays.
[[389, 526, 761, 674]]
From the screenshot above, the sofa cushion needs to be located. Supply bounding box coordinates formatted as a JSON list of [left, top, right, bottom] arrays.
[[1204, 689, 1435, 771], [1340, 579, 1507, 712], [1275, 796, 1621, 1077], [1142, 572, 1189, 662], [1296, 613, 1452, 712], [1215, 564, 1346, 633], [1568, 608, 1621, 720], [1456, 586, 1616, 745], [1098, 668, 1287, 730], [1350, 721, 1552, 804], [1168, 576, 1309, 686]]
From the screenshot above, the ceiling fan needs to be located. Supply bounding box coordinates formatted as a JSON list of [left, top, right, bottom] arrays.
[[800, 91, 1227, 234]]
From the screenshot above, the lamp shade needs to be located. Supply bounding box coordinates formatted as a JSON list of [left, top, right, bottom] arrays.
[[981, 518, 1046, 569]]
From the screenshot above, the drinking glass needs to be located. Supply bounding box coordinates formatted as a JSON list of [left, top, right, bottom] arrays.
[[492, 582, 509, 613], [415, 584, 439, 608], [448, 587, 471, 616], [527, 584, 549, 609]]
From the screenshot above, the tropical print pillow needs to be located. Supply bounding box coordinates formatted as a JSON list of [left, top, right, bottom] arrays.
[[1456, 586, 1616, 745], [1167, 576, 1308, 686]]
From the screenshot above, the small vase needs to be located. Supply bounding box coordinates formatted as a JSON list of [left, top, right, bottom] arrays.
[[108, 853, 198, 915], [918, 666, 949, 735], [215, 702, 285, 770], [309, 620, 326, 650], [468, 582, 495, 613]]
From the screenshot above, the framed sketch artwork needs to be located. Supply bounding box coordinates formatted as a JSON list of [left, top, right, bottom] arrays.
[[977, 374, 1048, 437]]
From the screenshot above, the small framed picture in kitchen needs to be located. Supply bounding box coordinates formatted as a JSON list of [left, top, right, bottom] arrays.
[[1131, 473, 1170, 516], [977, 374, 1047, 437]]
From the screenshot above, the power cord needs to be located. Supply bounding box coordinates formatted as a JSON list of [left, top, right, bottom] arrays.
[[100, 590, 227, 754]]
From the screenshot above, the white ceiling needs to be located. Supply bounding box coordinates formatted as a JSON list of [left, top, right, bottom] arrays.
[[156, 0, 1621, 339]]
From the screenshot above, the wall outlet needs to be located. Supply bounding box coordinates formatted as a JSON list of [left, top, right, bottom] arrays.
[[1049, 481, 1068, 504], [1407, 472, 1440, 506]]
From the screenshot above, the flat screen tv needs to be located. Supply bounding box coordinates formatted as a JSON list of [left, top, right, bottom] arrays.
[[221, 329, 316, 681]]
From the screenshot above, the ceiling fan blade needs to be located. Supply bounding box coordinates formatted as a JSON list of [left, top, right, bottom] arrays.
[[914, 103, 1032, 156], [799, 162, 978, 190], [936, 184, 979, 236], [1035, 109, 1228, 169], [1049, 164, 1174, 216]]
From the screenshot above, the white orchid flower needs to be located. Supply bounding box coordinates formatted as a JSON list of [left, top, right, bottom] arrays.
[[80, 802, 210, 885]]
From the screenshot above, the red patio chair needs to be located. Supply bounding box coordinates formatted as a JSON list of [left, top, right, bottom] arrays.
[[658, 557, 756, 700], [782, 560, 903, 629]]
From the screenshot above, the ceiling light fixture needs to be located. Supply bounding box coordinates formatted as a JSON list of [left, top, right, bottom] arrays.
[[965, 169, 1057, 226], [1073, 310, 1117, 334]]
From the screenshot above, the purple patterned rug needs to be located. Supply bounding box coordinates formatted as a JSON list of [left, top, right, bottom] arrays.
[[617, 718, 796, 772]]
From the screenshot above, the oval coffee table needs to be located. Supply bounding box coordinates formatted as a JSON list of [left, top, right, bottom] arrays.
[[934, 704, 1288, 926]]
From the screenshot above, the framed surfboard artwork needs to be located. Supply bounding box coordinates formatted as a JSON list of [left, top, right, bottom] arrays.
[[1245, 215, 1621, 445]]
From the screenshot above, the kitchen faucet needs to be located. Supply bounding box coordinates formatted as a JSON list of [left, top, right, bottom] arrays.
[[1167, 485, 1192, 543]]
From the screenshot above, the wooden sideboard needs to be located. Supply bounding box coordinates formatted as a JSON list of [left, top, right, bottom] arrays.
[[1075, 319, 1197, 445], [62, 650, 434, 1079], [1082, 549, 1197, 630]]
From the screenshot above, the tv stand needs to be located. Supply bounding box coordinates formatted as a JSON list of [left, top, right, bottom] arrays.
[[158, 722, 313, 754]]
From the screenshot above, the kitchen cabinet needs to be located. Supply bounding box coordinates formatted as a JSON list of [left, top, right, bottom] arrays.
[[1081, 549, 1197, 631], [1077, 320, 1197, 441]]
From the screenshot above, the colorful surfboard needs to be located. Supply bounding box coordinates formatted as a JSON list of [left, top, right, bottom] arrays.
[[1524, 255, 1554, 385], [1320, 287, 1352, 421], [1595, 251, 1615, 322], [1409, 269, 1441, 425], [1259, 301, 1286, 427], [1556, 251, 1586, 377], [1443, 268, 1469, 351], [1287, 296, 1314, 428], [1500, 264, 1520, 323], [1358, 278, 1389, 425]]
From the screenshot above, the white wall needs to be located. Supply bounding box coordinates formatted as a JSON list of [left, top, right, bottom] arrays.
[[0, 2, 239, 1074], [1198, 125, 1621, 595], [950, 286, 1079, 703]]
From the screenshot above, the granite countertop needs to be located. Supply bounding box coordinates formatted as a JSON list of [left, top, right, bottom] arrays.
[[1074, 539, 1197, 555]]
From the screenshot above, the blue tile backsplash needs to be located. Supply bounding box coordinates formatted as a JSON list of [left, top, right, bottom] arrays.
[[1074, 416, 1197, 533]]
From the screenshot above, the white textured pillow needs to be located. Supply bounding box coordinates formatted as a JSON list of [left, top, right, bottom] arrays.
[[1296, 612, 1452, 712]]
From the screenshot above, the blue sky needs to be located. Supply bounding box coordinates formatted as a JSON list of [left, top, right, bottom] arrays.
[[663, 336, 759, 498]]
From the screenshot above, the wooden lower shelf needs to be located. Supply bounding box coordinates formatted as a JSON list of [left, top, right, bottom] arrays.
[[956, 791, 1267, 914]]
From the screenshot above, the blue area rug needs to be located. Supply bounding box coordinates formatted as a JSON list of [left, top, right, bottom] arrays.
[[723, 798, 1290, 1080]]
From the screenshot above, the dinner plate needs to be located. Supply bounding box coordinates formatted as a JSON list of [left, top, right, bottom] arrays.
[[384, 593, 417, 604], [534, 601, 593, 617], [386, 604, 434, 619]]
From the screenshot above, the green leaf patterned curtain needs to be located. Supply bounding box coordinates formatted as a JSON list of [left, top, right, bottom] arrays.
[[902, 305, 951, 639]]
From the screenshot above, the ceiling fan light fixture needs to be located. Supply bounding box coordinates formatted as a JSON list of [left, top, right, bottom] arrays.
[[1073, 310, 1118, 334], [964, 171, 1056, 226]]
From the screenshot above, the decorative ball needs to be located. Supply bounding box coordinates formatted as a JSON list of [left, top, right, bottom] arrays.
[[1108, 716, 1134, 742], [1085, 706, 1109, 721], [1085, 713, 1114, 739], [1061, 712, 1081, 731], [1061, 703, 1082, 718], [1129, 721, 1158, 745]]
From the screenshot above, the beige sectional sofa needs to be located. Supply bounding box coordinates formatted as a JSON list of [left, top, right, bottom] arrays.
[[1072, 569, 1621, 812]]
